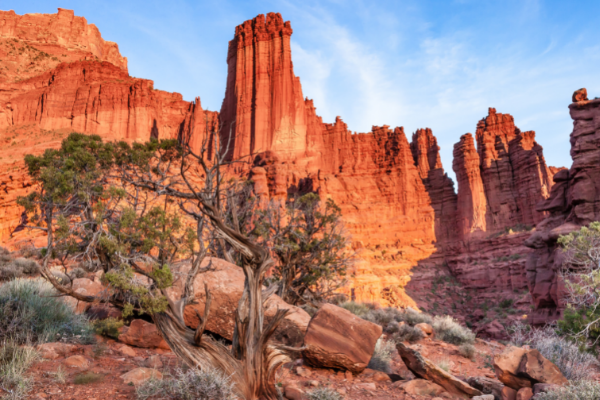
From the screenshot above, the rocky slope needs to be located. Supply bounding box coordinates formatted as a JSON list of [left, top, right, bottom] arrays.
[[0, 9, 568, 325]]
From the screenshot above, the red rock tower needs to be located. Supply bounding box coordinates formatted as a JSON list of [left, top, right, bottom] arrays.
[[220, 13, 307, 161]]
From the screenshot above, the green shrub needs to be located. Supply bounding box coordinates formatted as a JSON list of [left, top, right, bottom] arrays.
[[92, 317, 124, 339], [306, 388, 344, 400], [499, 299, 514, 309], [458, 343, 476, 359], [367, 338, 394, 373], [136, 367, 236, 400], [432, 315, 475, 345], [535, 380, 600, 400], [0, 278, 94, 345]]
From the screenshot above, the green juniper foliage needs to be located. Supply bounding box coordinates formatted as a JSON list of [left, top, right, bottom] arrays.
[[17, 133, 193, 318]]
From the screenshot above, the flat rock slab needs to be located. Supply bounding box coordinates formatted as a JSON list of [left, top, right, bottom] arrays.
[[396, 342, 482, 399]]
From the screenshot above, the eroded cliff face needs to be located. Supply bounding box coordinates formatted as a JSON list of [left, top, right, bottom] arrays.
[[0, 8, 127, 84], [525, 91, 600, 324], [0, 10, 569, 322]]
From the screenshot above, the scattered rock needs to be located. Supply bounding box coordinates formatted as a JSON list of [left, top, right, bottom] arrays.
[[63, 355, 89, 369], [398, 379, 446, 397], [118, 319, 169, 349], [396, 342, 482, 398], [516, 387, 533, 400], [283, 384, 305, 400], [143, 355, 163, 369], [354, 382, 377, 391], [117, 344, 137, 357], [415, 322, 433, 335], [493, 346, 532, 390], [120, 368, 162, 386], [296, 366, 311, 378], [61, 278, 105, 313], [36, 343, 76, 360], [517, 349, 568, 386], [302, 303, 382, 374], [85, 304, 122, 321]]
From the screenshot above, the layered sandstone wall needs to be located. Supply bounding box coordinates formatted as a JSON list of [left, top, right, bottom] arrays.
[[0, 8, 127, 77], [525, 90, 600, 324]]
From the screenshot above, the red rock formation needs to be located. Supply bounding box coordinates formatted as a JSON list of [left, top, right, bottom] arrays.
[[452, 133, 487, 240], [525, 92, 600, 324], [410, 128, 458, 242], [0, 8, 127, 85], [220, 13, 306, 162]]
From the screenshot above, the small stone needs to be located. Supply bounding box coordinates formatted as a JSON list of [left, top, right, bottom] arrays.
[[354, 382, 377, 391], [516, 387, 533, 400], [63, 355, 89, 369], [309, 380, 319, 387], [284, 384, 305, 400], [344, 370, 353, 381], [296, 366, 311, 378], [120, 368, 162, 386], [415, 322, 433, 335], [144, 354, 163, 369], [118, 344, 137, 357]]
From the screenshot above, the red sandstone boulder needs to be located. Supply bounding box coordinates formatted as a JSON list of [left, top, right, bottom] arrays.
[[61, 278, 104, 313], [167, 258, 310, 347], [494, 347, 533, 390], [118, 319, 169, 350], [396, 342, 482, 398], [517, 349, 568, 386], [302, 304, 381, 374]]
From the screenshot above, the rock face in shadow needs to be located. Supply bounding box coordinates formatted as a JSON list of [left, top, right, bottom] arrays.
[[525, 94, 600, 324]]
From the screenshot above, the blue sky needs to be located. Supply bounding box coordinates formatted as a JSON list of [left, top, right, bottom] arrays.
[[9, 0, 600, 181]]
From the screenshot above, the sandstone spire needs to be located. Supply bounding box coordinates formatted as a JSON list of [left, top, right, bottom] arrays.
[[220, 13, 307, 162]]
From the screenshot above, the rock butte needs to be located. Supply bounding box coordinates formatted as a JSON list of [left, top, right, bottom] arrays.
[[0, 9, 575, 324]]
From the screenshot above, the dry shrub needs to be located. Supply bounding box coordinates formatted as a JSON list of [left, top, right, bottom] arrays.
[[432, 315, 475, 345], [306, 388, 344, 400], [136, 367, 236, 400], [0, 339, 38, 400], [458, 343, 476, 359], [535, 380, 600, 400], [367, 338, 395, 373]]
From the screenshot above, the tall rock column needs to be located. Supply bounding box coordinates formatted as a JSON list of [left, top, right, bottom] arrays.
[[410, 128, 458, 242], [453, 133, 487, 240], [220, 13, 307, 162]]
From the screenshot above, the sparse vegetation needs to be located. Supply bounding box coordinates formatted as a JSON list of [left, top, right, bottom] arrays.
[[0, 249, 39, 280], [339, 301, 372, 317], [74, 372, 104, 385], [367, 338, 394, 373], [432, 315, 475, 345], [136, 368, 236, 400], [436, 358, 451, 372], [458, 343, 476, 359], [306, 388, 344, 400], [535, 380, 600, 400], [92, 317, 124, 339], [0, 278, 94, 345], [0, 340, 39, 400], [391, 324, 426, 343]]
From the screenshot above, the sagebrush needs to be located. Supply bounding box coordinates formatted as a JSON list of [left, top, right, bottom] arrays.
[[432, 315, 475, 345], [535, 380, 600, 400], [306, 388, 343, 400], [0, 278, 94, 345], [0, 340, 38, 400], [136, 367, 237, 400]]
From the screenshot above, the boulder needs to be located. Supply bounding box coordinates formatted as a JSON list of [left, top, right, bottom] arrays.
[[37, 343, 76, 360], [396, 342, 482, 398], [302, 303, 381, 374], [167, 258, 310, 346], [517, 349, 568, 386], [493, 346, 532, 390], [61, 278, 105, 313], [118, 319, 170, 349], [501, 386, 517, 400], [397, 379, 446, 397], [466, 376, 504, 399], [86, 305, 122, 321], [516, 387, 533, 400], [120, 368, 162, 386], [476, 320, 508, 340]]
